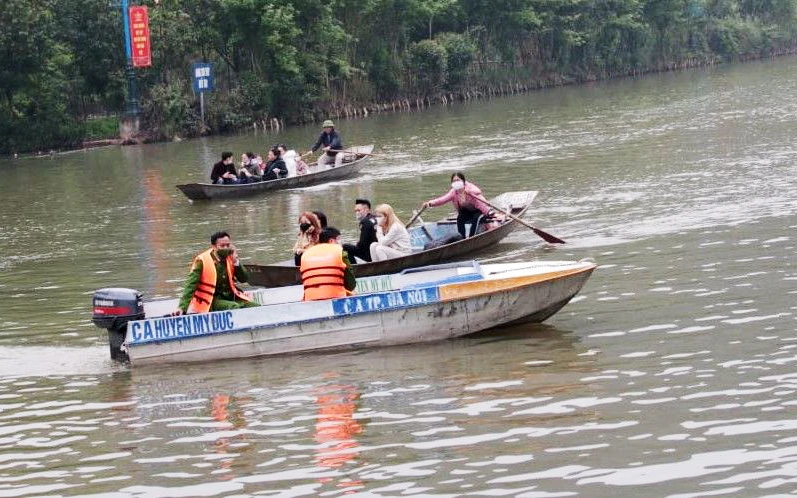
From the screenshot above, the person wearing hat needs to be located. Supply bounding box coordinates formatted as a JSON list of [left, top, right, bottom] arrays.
[[307, 119, 344, 170]]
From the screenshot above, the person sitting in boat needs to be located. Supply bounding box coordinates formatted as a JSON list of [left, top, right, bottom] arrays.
[[306, 120, 344, 170], [424, 172, 493, 238], [174, 231, 259, 315], [342, 198, 378, 263], [370, 204, 411, 262], [313, 211, 328, 228], [210, 151, 239, 184], [277, 144, 298, 177], [262, 146, 288, 180], [300, 227, 356, 301], [294, 152, 310, 175], [293, 211, 323, 266], [237, 152, 262, 183]]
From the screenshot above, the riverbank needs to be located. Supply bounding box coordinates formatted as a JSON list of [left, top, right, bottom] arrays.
[[142, 47, 797, 136], [10, 48, 797, 158], [316, 48, 797, 124]]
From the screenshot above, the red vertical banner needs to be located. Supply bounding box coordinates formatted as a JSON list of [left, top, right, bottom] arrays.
[[129, 6, 151, 67]]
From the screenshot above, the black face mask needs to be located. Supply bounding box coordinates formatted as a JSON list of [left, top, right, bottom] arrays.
[[299, 222, 312, 233]]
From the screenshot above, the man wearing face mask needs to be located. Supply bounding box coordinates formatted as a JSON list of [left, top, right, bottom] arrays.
[[174, 231, 258, 314], [424, 172, 493, 238], [342, 198, 378, 263]]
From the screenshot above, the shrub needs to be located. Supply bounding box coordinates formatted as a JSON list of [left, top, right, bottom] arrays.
[[436, 32, 476, 90], [141, 81, 197, 140], [407, 39, 448, 96]]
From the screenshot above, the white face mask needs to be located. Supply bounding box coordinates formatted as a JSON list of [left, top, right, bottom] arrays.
[[451, 180, 465, 191], [376, 214, 386, 225]]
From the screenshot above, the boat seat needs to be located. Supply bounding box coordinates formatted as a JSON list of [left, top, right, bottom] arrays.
[[423, 233, 464, 250], [401, 272, 484, 290], [400, 260, 481, 274]]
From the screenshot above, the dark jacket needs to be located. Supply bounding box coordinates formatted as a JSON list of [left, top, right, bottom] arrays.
[[357, 214, 378, 259], [210, 160, 236, 183], [263, 158, 288, 178], [310, 130, 343, 156], [343, 213, 378, 262]]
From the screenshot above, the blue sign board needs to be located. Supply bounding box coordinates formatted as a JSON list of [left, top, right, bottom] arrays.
[[332, 287, 440, 316], [192, 63, 214, 93], [129, 311, 235, 345]]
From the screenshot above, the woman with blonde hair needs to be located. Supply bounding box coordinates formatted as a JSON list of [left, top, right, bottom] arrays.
[[293, 211, 322, 265], [369, 204, 411, 262]]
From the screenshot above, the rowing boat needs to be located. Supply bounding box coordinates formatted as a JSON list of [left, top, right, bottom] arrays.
[[176, 145, 374, 200], [245, 190, 537, 287], [91, 259, 597, 365]]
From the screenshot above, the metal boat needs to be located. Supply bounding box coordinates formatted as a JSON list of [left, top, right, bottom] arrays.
[[91, 259, 597, 365]]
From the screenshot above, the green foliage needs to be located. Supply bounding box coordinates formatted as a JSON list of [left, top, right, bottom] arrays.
[[407, 39, 448, 96], [142, 81, 197, 140], [83, 116, 120, 140], [3, 0, 797, 152], [436, 32, 477, 89], [368, 45, 402, 100]]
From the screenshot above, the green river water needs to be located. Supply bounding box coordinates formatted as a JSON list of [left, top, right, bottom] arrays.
[[1, 57, 796, 497]]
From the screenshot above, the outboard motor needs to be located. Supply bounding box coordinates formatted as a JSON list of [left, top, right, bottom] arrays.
[[92, 288, 144, 362]]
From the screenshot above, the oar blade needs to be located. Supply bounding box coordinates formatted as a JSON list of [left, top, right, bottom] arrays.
[[532, 227, 566, 244]]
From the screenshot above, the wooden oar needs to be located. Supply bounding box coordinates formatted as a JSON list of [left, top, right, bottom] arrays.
[[405, 204, 428, 227], [467, 192, 565, 244]]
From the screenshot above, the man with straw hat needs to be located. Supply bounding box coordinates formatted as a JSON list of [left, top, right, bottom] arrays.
[[307, 119, 345, 170]]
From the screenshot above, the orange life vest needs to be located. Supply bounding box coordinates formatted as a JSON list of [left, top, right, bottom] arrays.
[[187, 248, 251, 313], [300, 243, 348, 301]]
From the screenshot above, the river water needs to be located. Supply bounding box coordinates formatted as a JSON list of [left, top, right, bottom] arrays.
[[1, 57, 797, 497]]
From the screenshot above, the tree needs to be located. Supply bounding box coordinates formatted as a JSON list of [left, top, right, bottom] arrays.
[[407, 39, 448, 95], [436, 32, 476, 88], [643, 0, 687, 62], [414, 0, 459, 39]]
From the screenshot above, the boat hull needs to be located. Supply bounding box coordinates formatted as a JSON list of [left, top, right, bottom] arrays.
[[245, 191, 537, 287], [177, 145, 373, 200], [125, 262, 595, 365]]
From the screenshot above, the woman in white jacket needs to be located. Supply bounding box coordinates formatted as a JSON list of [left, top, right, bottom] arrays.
[[370, 204, 411, 262]]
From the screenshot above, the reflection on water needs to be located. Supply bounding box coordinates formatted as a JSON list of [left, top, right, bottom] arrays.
[[313, 378, 363, 491], [141, 170, 174, 299], [3, 57, 797, 495]]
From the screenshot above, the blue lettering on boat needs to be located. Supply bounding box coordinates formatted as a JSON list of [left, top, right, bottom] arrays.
[[131, 322, 142, 341], [130, 311, 236, 345], [191, 314, 205, 334], [143, 321, 154, 340], [332, 287, 439, 316]]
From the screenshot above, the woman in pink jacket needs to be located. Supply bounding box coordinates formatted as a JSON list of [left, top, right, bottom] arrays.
[[424, 172, 492, 238]]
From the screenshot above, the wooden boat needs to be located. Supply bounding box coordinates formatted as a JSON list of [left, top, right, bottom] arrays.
[[176, 145, 374, 200], [91, 259, 597, 365], [245, 190, 538, 287]]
